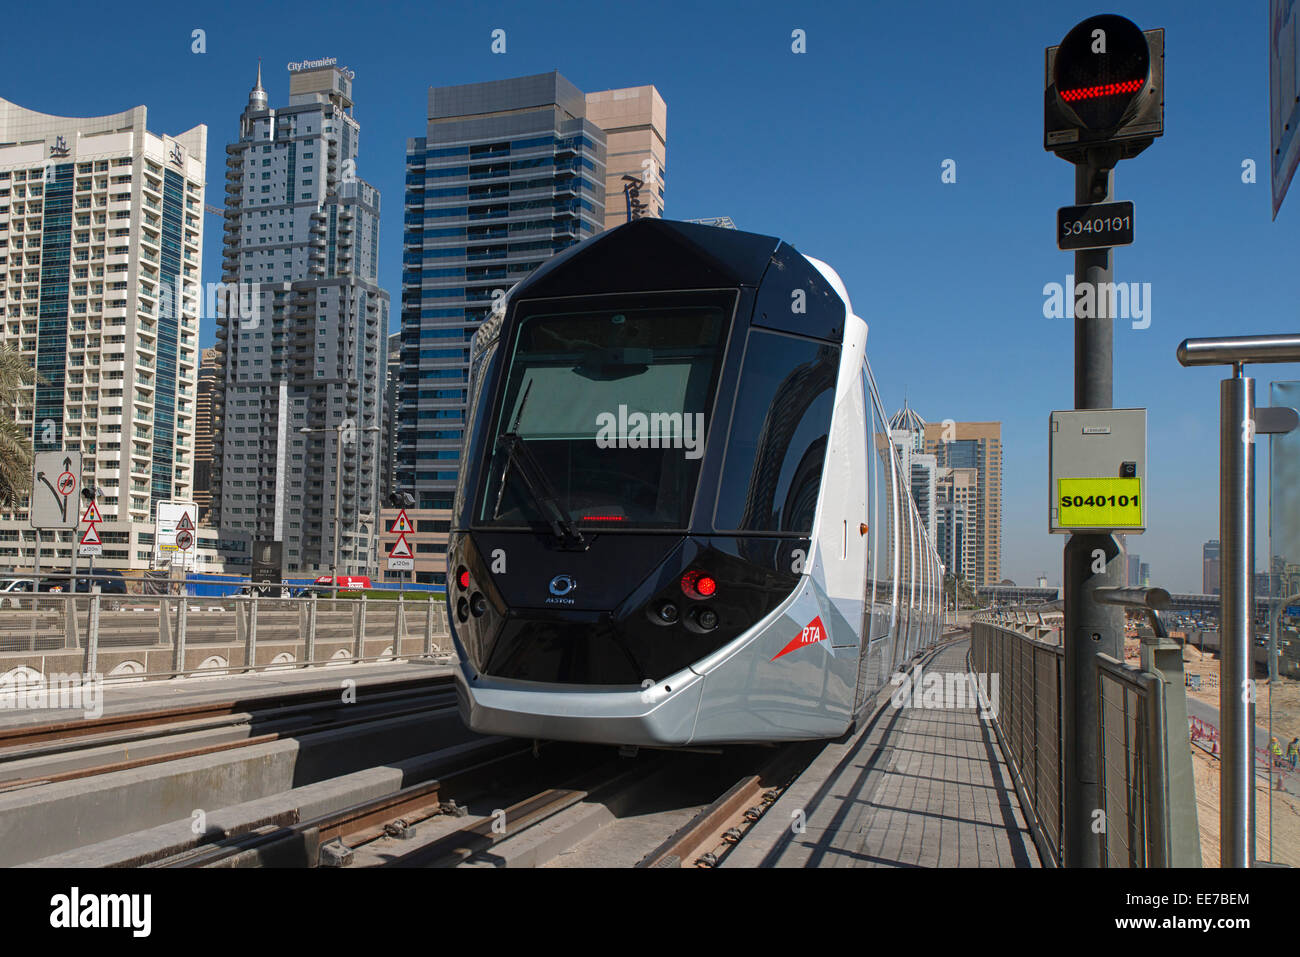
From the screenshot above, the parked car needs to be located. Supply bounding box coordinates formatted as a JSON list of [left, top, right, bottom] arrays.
[[37, 570, 127, 594], [0, 579, 34, 607]]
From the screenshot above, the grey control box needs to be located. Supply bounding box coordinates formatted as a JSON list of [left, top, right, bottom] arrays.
[[1049, 408, 1147, 534]]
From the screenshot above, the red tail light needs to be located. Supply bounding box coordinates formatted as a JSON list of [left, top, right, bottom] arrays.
[[457, 567, 470, 590], [680, 570, 717, 601]]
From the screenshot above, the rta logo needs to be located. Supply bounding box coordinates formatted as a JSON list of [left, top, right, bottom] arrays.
[[770, 615, 828, 662]]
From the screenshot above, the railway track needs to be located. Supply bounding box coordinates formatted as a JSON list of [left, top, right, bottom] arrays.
[[154, 738, 826, 868], [0, 674, 458, 791]]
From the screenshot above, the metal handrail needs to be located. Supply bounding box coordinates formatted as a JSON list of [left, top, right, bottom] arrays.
[[1176, 334, 1300, 368], [1094, 585, 1173, 641]]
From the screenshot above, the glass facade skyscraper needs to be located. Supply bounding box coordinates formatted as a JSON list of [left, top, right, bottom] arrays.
[[399, 72, 606, 507], [394, 72, 607, 583]]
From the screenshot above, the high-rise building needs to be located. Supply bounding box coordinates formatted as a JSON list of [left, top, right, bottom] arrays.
[[211, 62, 389, 579], [584, 86, 666, 229], [1127, 551, 1142, 588], [935, 466, 978, 585], [924, 421, 1001, 588], [193, 346, 220, 523], [392, 71, 664, 584], [0, 98, 206, 570], [1139, 561, 1150, 587], [889, 401, 937, 542], [381, 331, 401, 505], [1203, 539, 1221, 595]]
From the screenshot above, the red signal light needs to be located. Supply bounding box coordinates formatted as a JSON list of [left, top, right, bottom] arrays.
[[458, 568, 470, 590], [696, 576, 717, 597], [581, 514, 625, 521], [1059, 77, 1144, 103]]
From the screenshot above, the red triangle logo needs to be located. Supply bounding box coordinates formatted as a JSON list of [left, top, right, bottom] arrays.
[[390, 509, 414, 534], [389, 533, 413, 558], [770, 615, 828, 662], [81, 502, 103, 524], [80, 525, 103, 546], [176, 512, 195, 531]]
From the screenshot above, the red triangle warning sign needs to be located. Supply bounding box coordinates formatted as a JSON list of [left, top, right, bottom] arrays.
[[81, 502, 103, 524], [770, 615, 828, 662], [389, 533, 413, 559], [176, 511, 195, 531], [390, 509, 414, 534], [80, 524, 103, 547]]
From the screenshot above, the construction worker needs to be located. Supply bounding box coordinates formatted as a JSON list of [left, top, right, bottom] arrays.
[[1270, 736, 1285, 768], [1289, 738, 1299, 771]]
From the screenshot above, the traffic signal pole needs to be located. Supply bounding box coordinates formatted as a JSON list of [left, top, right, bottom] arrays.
[[1061, 147, 1126, 868]]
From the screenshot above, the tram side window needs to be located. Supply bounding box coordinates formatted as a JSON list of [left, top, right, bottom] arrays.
[[715, 330, 839, 534], [870, 396, 896, 633]]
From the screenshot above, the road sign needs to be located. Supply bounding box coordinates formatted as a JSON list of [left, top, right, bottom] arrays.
[[153, 500, 197, 567], [1057, 201, 1134, 251], [1045, 15, 1164, 159], [175, 529, 194, 551], [1270, 0, 1300, 216], [390, 509, 414, 534], [81, 502, 103, 524], [78, 524, 103, 557], [387, 532, 414, 572], [30, 451, 82, 529]]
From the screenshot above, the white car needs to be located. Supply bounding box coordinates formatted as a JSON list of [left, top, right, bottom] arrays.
[[0, 579, 35, 608]]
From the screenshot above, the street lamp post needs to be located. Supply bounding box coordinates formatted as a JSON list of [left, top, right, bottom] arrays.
[[300, 424, 381, 602]]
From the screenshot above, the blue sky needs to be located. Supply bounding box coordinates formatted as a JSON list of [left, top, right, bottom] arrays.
[[3, 0, 1296, 592]]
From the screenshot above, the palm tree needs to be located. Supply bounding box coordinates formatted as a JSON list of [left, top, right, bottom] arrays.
[[0, 344, 41, 509]]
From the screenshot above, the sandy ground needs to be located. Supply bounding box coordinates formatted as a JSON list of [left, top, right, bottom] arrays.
[[1191, 743, 1300, 866], [1174, 641, 1300, 746]]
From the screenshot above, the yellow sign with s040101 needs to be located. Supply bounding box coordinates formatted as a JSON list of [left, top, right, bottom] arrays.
[[1056, 477, 1142, 529]]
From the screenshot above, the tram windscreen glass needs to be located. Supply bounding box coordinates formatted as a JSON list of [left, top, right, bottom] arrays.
[[477, 299, 728, 529], [714, 330, 839, 534]]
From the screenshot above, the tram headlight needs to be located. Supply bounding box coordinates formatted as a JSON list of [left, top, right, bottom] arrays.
[[470, 592, 487, 617]]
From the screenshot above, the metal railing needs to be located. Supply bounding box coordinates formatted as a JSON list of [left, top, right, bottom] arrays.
[[971, 589, 1199, 867], [0, 592, 452, 683], [970, 614, 1065, 862]]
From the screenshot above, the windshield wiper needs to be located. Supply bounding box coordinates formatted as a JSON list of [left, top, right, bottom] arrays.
[[494, 432, 587, 550], [491, 380, 587, 549]]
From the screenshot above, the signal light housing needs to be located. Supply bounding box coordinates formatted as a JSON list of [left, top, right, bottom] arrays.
[[1044, 15, 1163, 161]]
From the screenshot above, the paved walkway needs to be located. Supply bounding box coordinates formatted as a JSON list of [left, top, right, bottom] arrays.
[[725, 636, 1040, 867]]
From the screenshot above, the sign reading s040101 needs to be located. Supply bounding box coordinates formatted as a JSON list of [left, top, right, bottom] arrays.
[[1057, 201, 1134, 250], [1056, 477, 1142, 528]]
